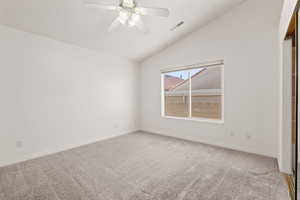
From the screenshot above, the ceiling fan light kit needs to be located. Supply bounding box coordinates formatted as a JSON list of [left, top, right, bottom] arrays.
[[85, 0, 170, 32]]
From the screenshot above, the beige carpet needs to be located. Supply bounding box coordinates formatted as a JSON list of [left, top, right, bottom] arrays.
[[0, 131, 290, 200]]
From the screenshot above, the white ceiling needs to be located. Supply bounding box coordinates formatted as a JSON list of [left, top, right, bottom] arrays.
[[0, 0, 246, 61]]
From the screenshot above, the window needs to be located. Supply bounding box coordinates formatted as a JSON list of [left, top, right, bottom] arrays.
[[161, 61, 224, 122]]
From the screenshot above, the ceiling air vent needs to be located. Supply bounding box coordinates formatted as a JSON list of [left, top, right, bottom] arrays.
[[170, 21, 184, 31]]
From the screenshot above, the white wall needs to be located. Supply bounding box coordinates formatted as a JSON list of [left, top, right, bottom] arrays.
[[140, 0, 282, 158], [280, 39, 293, 174], [279, 0, 298, 41], [0, 25, 139, 167]]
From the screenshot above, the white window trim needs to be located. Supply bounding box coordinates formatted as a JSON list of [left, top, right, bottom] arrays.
[[161, 60, 225, 124]]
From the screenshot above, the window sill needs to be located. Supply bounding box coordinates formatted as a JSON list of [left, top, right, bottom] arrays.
[[161, 115, 224, 124]]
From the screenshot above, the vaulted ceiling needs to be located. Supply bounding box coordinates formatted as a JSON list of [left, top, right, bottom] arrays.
[[0, 0, 246, 61]]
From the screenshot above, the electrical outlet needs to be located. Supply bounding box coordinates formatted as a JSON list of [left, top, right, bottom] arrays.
[[246, 133, 251, 140], [16, 141, 23, 148]]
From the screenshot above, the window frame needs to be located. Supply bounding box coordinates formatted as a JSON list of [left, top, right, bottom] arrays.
[[161, 60, 224, 124]]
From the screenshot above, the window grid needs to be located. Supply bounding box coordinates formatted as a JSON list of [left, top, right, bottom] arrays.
[[161, 63, 223, 122]]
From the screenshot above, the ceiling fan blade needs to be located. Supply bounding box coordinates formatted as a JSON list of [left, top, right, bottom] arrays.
[[108, 18, 121, 32], [135, 7, 169, 17], [85, 2, 119, 11], [123, 0, 135, 4], [134, 17, 148, 33]]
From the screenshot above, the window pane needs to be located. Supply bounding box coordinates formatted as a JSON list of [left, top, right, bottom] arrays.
[[191, 66, 222, 119], [164, 70, 190, 117]]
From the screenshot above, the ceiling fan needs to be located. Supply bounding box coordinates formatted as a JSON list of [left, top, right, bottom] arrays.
[[85, 0, 170, 33]]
